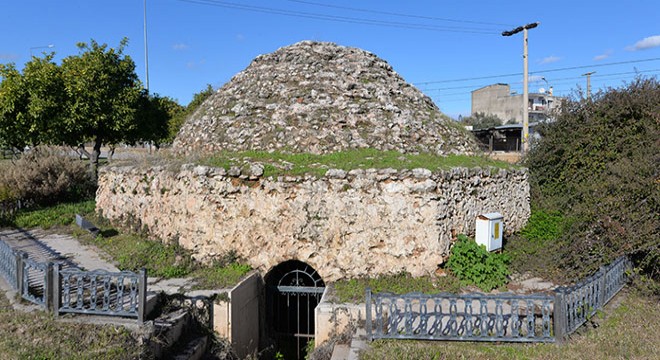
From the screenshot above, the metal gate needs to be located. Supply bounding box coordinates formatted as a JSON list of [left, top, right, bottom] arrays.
[[266, 260, 325, 360]]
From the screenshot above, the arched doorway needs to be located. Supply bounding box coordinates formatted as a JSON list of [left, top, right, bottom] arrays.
[[265, 260, 325, 360]]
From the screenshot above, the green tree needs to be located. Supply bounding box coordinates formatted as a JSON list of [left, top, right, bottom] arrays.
[[130, 92, 183, 148], [0, 63, 29, 150], [22, 53, 67, 145], [0, 53, 66, 151], [168, 84, 214, 141], [61, 38, 142, 175], [526, 77, 659, 278], [460, 112, 505, 129]]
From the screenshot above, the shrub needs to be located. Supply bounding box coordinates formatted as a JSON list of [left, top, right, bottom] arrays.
[[0, 146, 95, 206], [526, 77, 659, 279], [446, 234, 510, 291]]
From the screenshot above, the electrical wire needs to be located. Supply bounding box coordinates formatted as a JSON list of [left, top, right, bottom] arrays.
[[414, 57, 660, 85], [177, 0, 500, 34], [284, 0, 513, 27]]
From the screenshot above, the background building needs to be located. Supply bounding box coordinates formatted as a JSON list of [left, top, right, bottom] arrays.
[[471, 83, 562, 123]]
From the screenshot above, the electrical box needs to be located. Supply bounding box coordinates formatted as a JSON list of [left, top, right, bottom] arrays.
[[475, 212, 504, 251]]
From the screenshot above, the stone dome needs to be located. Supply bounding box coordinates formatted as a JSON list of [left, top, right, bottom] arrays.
[[173, 40, 479, 155]]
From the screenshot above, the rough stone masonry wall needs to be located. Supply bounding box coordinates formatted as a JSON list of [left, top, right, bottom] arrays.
[[96, 164, 530, 282]]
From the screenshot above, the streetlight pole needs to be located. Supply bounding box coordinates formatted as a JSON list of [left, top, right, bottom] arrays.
[[143, 0, 150, 92], [29, 44, 54, 57], [503, 22, 539, 154], [582, 71, 595, 100]]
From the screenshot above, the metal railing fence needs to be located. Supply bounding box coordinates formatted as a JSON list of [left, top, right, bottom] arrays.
[[367, 256, 632, 343], [0, 237, 146, 322], [54, 265, 147, 321], [366, 290, 555, 342]]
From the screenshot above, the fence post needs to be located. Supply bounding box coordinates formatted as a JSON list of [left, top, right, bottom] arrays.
[[45, 262, 53, 312], [365, 287, 372, 341], [138, 268, 147, 323], [553, 289, 565, 343], [52, 263, 60, 318], [18, 252, 29, 297], [14, 251, 23, 291], [599, 269, 607, 311]]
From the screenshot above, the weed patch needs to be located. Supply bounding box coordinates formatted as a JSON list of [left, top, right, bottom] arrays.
[[202, 148, 515, 177], [334, 272, 462, 303], [446, 234, 510, 292]]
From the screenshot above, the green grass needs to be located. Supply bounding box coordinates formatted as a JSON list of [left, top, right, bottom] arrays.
[[12, 199, 96, 229], [334, 272, 462, 303], [8, 199, 251, 288], [359, 291, 660, 360], [81, 217, 252, 286], [202, 148, 515, 177], [0, 292, 142, 359]]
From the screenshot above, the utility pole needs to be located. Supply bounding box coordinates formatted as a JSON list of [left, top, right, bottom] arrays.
[[503, 22, 539, 154], [143, 0, 150, 92], [582, 71, 595, 100]]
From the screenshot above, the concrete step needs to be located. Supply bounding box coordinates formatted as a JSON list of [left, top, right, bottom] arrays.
[[173, 335, 209, 360], [144, 291, 161, 319], [347, 327, 368, 360], [330, 344, 350, 360], [150, 309, 191, 358]]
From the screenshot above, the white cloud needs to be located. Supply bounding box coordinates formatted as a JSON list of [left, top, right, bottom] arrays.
[[627, 35, 660, 51], [594, 49, 613, 61], [539, 55, 560, 64], [236, 34, 245, 42], [172, 43, 189, 51]]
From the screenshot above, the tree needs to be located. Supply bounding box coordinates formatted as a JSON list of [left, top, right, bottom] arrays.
[[167, 84, 214, 142], [22, 54, 67, 145], [526, 77, 659, 279], [460, 112, 505, 129], [61, 38, 142, 175], [130, 92, 183, 149], [0, 63, 29, 150]]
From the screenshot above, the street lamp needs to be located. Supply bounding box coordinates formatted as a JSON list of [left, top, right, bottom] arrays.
[[582, 71, 596, 100], [502, 22, 539, 154], [30, 44, 54, 57]]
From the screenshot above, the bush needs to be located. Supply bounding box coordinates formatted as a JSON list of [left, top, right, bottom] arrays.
[[446, 235, 510, 291], [526, 77, 659, 279], [0, 146, 95, 206]]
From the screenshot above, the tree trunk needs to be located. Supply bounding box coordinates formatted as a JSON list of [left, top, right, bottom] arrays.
[[90, 137, 102, 181], [108, 144, 115, 162], [76, 144, 91, 160]]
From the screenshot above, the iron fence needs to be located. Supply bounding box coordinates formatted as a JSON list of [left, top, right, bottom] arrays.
[[53, 264, 147, 322], [366, 290, 555, 342], [20, 254, 51, 307], [366, 256, 632, 343], [0, 238, 18, 288], [0, 237, 147, 322], [553, 256, 632, 338]]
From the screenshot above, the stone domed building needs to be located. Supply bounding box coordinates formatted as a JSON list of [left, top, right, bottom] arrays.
[[173, 40, 479, 155], [97, 41, 530, 358]]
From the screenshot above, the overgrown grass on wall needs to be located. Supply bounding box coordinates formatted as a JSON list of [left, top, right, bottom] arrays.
[[202, 148, 516, 177]]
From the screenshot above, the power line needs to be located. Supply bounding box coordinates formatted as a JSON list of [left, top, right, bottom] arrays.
[[422, 69, 660, 92], [177, 0, 500, 34], [285, 0, 513, 27], [414, 57, 660, 85]]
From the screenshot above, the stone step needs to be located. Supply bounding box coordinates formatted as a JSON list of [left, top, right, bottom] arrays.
[[173, 335, 209, 360], [144, 291, 161, 319], [330, 344, 350, 360], [150, 309, 191, 358]]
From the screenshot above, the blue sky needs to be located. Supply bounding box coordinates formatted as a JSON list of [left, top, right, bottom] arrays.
[[2, 0, 659, 118]]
